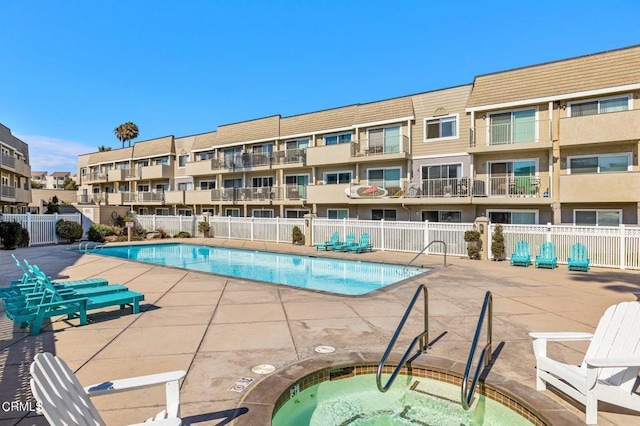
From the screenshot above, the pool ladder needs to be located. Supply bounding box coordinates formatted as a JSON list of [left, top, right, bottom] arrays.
[[78, 242, 106, 253], [461, 291, 493, 410], [376, 284, 429, 392], [402, 240, 447, 272]]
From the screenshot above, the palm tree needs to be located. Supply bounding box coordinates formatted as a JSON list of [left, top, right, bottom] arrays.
[[97, 145, 112, 152], [113, 122, 139, 148]]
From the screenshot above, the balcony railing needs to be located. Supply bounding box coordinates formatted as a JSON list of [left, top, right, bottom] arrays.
[[123, 191, 165, 203], [1, 154, 16, 168], [1, 185, 16, 198], [484, 176, 543, 197], [470, 119, 551, 147], [352, 135, 410, 156], [77, 194, 102, 204], [211, 185, 307, 202]]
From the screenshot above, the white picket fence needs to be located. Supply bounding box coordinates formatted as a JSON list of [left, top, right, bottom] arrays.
[[0, 213, 82, 246], [492, 223, 640, 270], [134, 214, 205, 237], [209, 216, 305, 243]]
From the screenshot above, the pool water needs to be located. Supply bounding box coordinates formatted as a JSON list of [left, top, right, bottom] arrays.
[[93, 244, 424, 295], [272, 374, 533, 426]]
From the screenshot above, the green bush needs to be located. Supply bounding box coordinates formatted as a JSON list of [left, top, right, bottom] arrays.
[[88, 223, 113, 242], [174, 231, 191, 238], [18, 226, 29, 248], [56, 219, 83, 243], [112, 215, 126, 227], [464, 229, 482, 260], [491, 224, 505, 261], [292, 226, 304, 245], [0, 221, 23, 249]]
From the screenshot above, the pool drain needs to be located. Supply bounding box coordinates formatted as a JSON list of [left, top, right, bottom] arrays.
[[315, 345, 336, 353], [251, 364, 276, 375]]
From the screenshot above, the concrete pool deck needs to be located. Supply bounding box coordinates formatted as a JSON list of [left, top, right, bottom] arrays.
[[0, 238, 638, 425]]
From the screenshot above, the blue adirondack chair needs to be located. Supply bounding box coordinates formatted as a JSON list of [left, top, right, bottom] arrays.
[[315, 232, 341, 251], [535, 242, 558, 269], [510, 240, 531, 267], [347, 234, 373, 253], [567, 243, 590, 272], [333, 233, 356, 252], [5, 277, 145, 335]]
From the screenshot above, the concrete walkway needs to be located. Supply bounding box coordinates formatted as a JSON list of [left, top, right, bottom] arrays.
[[0, 238, 638, 425]]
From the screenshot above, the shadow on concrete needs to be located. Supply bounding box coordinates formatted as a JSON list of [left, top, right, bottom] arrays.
[[182, 407, 249, 425]]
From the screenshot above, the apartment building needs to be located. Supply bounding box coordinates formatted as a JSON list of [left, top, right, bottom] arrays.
[[31, 171, 74, 189], [0, 124, 31, 213], [76, 45, 640, 225]]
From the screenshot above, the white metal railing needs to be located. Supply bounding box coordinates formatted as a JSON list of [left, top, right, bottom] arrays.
[[123, 192, 164, 203], [1, 185, 16, 198], [490, 223, 640, 270], [353, 135, 410, 156], [211, 185, 307, 202], [0, 213, 82, 246], [470, 119, 551, 147]]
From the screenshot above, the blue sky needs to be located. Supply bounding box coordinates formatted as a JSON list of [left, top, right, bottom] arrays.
[[2, 1, 639, 173]]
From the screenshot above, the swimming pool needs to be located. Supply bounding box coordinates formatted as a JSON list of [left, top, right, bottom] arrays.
[[93, 243, 425, 295]]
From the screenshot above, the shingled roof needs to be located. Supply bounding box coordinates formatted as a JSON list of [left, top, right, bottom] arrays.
[[131, 136, 174, 158], [467, 45, 640, 108], [216, 116, 280, 145], [88, 147, 133, 164]]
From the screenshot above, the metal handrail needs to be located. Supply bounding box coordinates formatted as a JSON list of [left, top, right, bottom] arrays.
[[78, 242, 105, 253], [376, 284, 429, 392], [403, 240, 446, 271], [461, 291, 493, 410]]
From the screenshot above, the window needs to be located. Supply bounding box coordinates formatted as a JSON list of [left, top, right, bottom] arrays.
[[224, 148, 241, 167], [568, 153, 630, 174], [177, 182, 193, 191], [569, 95, 630, 117], [367, 167, 401, 191], [324, 171, 352, 184], [137, 160, 149, 167], [225, 208, 240, 217], [178, 155, 189, 167], [285, 139, 309, 150], [488, 210, 538, 224], [327, 209, 348, 219], [422, 164, 461, 180], [138, 208, 148, 215], [574, 210, 621, 226], [252, 176, 274, 187], [421, 211, 462, 222], [119, 183, 130, 193], [324, 133, 352, 145], [285, 209, 310, 218], [177, 209, 192, 216], [137, 184, 149, 192], [155, 183, 169, 192], [368, 126, 401, 153], [284, 175, 309, 199], [425, 115, 457, 141], [199, 180, 216, 190], [252, 209, 273, 218], [155, 208, 170, 216], [201, 208, 216, 214], [116, 162, 130, 170], [489, 109, 536, 144], [489, 159, 538, 196], [199, 151, 214, 160], [372, 209, 396, 221], [154, 157, 169, 166]]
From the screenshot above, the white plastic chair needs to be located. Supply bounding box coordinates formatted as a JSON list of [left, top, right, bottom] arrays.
[[529, 301, 640, 424], [30, 352, 186, 425]]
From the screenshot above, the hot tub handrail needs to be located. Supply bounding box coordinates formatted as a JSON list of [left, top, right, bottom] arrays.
[[403, 240, 446, 272], [376, 284, 429, 392], [461, 291, 493, 410]]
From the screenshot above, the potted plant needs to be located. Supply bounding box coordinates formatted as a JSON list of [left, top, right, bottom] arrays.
[[292, 226, 304, 245], [463, 229, 482, 260], [491, 224, 505, 261], [198, 221, 211, 238]]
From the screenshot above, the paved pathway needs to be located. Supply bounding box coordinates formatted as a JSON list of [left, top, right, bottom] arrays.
[[0, 238, 638, 425]]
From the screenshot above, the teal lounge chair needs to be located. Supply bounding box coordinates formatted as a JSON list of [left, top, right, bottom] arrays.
[[567, 243, 590, 272], [535, 242, 558, 269], [5, 279, 145, 335], [315, 232, 341, 251], [333, 233, 356, 252], [510, 240, 531, 267], [347, 234, 373, 253]]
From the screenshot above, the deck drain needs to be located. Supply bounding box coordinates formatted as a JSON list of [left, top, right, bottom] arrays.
[[315, 345, 336, 354], [251, 364, 276, 375]]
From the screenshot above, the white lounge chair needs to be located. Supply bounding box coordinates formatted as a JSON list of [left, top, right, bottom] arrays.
[[30, 352, 186, 425], [529, 301, 640, 424]]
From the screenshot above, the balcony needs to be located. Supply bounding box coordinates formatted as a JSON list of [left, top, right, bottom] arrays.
[[351, 136, 410, 159], [108, 169, 129, 182], [185, 160, 215, 176], [185, 189, 215, 205], [1, 154, 16, 169], [306, 142, 354, 166], [77, 194, 101, 204], [123, 191, 165, 203], [560, 172, 640, 203], [559, 109, 640, 146], [83, 171, 107, 184], [139, 164, 172, 180], [1, 185, 15, 200], [210, 185, 307, 203], [164, 190, 185, 205], [306, 183, 351, 203], [469, 119, 552, 153], [272, 148, 307, 167]]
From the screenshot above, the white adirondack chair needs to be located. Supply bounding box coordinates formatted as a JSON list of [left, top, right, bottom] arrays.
[[529, 301, 640, 424], [30, 352, 186, 426]]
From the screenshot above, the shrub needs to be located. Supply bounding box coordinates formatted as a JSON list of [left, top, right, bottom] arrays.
[[56, 219, 83, 243], [88, 227, 104, 242], [491, 224, 505, 261], [0, 221, 23, 249], [292, 226, 304, 245], [175, 231, 191, 238], [88, 223, 114, 242], [198, 221, 211, 237], [155, 227, 168, 239], [463, 229, 482, 260], [112, 215, 126, 227], [18, 226, 30, 248]]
